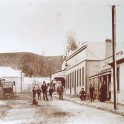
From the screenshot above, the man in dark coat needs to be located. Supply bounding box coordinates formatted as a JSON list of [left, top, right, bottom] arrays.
[[99, 83, 106, 102], [41, 81, 48, 100], [32, 87, 38, 105], [89, 84, 95, 102], [32, 87, 37, 99], [57, 82, 64, 100], [37, 87, 41, 100], [79, 88, 86, 101], [49, 86, 54, 99]]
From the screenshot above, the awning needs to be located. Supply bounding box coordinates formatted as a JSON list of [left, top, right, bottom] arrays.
[[53, 77, 65, 87], [89, 70, 111, 79]]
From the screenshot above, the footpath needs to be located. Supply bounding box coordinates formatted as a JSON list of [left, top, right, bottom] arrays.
[[53, 93, 124, 117]]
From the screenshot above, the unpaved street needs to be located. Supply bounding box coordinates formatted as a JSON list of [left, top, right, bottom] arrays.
[[0, 93, 124, 124]]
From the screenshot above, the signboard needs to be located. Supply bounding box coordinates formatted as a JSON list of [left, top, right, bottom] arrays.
[[101, 51, 124, 71]]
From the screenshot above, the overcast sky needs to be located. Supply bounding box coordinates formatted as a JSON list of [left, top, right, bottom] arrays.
[[0, 0, 124, 56]]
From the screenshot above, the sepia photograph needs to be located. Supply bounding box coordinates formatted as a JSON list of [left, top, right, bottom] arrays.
[[0, 0, 124, 124]]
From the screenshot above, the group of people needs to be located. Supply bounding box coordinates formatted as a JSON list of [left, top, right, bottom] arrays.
[[32, 81, 64, 105], [32, 81, 54, 102], [33, 81, 107, 104], [79, 84, 95, 102], [79, 84, 107, 102]]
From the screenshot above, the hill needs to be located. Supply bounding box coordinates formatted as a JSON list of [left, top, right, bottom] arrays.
[[0, 52, 63, 77]]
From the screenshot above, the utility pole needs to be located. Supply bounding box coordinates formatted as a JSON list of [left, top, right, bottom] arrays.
[[112, 5, 118, 109]]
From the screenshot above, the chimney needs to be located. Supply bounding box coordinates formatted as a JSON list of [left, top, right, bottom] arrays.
[[105, 39, 112, 58]]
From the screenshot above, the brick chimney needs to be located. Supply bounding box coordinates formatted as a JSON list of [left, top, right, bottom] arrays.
[[105, 39, 112, 58]]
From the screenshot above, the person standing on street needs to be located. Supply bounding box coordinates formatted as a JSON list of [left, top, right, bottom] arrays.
[[89, 84, 95, 102], [41, 81, 48, 101], [57, 82, 64, 100], [99, 83, 106, 102], [37, 87, 41, 100], [49, 86, 54, 100], [32, 87, 37, 99], [32, 87, 38, 105]]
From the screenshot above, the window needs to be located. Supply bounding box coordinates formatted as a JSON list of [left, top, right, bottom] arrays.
[[70, 73, 71, 89], [80, 69, 81, 86], [72, 72, 74, 88], [69, 74, 70, 89], [68, 74, 69, 89], [75, 70, 76, 87], [82, 67, 84, 86], [66, 75, 68, 89], [77, 70, 78, 87]]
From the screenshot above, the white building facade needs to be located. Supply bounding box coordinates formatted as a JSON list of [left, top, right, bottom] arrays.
[[64, 41, 105, 95]]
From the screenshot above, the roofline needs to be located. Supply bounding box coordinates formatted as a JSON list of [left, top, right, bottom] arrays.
[[109, 58, 124, 66], [102, 51, 123, 61], [66, 45, 87, 61], [52, 70, 65, 75], [2, 76, 23, 78]]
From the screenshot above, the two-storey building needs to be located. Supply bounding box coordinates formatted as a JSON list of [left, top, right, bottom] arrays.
[[64, 41, 106, 95]]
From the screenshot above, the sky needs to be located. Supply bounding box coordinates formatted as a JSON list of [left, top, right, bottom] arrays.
[[0, 0, 124, 56]]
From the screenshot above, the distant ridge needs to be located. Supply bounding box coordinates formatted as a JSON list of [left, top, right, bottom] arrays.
[[0, 52, 63, 77]]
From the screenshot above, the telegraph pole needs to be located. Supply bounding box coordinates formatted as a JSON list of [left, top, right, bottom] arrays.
[[112, 5, 118, 109]]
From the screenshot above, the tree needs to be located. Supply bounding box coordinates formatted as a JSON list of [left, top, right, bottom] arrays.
[[66, 31, 78, 51]]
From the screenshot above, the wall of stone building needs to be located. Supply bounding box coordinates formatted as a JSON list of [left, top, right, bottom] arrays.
[[87, 60, 101, 77], [86, 60, 101, 94]]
